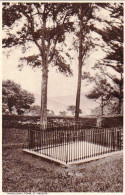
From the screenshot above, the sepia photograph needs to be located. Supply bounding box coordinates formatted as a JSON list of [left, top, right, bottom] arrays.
[[2, 0, 123, 193]]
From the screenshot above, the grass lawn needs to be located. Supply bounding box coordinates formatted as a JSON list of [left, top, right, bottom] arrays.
[[2, 128, 123, 192]]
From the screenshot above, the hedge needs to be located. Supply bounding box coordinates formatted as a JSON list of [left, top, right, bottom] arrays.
[[2, 114, 123, 129], [2, 114, 97, 129], [97, 115, 123, 128]]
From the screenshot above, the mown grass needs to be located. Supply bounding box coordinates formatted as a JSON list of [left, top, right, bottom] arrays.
[[2, 128, 123, 192]]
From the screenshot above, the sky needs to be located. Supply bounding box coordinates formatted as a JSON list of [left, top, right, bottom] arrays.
[[2, 3, 113, 102], [2, 45, 105, 99]]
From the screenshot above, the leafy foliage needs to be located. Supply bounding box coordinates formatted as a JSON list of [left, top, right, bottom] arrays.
[[86, 74, 115, 115], [2, 80, 35, 115], [87, 78, 112, 100], [59, 111, 67, 117], [26, 105, 41, 116], [47, 109, 55, 116], [2, 3, 74, 127], [92, 4, 123, 114], [2, 3, 73, 76], [67, 105, 82, 116], [71, 3, 112, 121]]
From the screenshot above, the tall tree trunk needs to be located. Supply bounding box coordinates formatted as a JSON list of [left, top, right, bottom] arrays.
[[40, 65, 48, 130], [75, 7, 83, 122], [40, 13, 48, 130]]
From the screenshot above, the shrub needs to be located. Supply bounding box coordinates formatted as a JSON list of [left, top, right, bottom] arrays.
[[97, 115, 123, 128], [2, 114, 97, 129]]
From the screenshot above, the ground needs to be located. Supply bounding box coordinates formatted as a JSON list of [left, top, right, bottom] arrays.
[[2, 128, 123, 192]]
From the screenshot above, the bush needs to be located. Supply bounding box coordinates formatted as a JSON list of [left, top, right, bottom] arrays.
[[2, 114, 97, 129], [97, 115, 123, 128], [3, 114, 123, 129]]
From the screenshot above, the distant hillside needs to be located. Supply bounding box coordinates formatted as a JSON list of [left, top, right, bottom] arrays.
[[34, 93, 98, 115], [35, 94, 68, 115], [47, 99, 68, 115]]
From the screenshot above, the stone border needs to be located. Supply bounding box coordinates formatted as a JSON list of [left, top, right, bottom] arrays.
[[23, 149, 123, 167]]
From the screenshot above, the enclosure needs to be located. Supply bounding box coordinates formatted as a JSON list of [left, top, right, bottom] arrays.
[[23, 123, 123, 165]]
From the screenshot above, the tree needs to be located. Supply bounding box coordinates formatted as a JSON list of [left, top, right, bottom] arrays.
[[91, 98, 122, 116], [67, 105, 82, 116], [2, 3, 73, 129], [92, 3, 123, 114], [47, 109, 55, 116], [86, 77, 112, 115], [72, 4, 94, 122], [70, 3, 109, 121], [26, 105, 41, 116], [105, 73, 123, 114], [59, 111, 67, 117], [2, 80, 35, 115], [2, 103, 9, 114]]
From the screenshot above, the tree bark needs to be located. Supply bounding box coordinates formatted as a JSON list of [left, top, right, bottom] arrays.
[[40, 65, 48, 130], [40, 12, 48, 130], [75, 7, 83, 122]]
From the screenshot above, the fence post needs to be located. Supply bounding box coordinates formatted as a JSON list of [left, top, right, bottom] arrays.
[[38, 131, 41, 150], [29, 130, 34, 149], [111, 130, 115, 150], [66, 131, 68, 164], [117, 130, 120, 150]]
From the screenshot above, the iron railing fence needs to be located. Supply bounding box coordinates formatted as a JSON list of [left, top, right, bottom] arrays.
[[23, 124, 123, 164]]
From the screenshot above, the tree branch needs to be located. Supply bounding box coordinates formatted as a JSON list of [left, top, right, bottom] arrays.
[[22, 9, 42, 55]]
